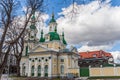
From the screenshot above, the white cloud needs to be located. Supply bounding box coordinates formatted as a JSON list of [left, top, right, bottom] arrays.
[[111, 51, 120, 63], [78, 44, 112, 52], [56, 0, 120, 51], [35, 12, 49, 38]]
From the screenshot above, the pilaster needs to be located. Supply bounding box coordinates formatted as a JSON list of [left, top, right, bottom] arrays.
[[28, 60, 31, 76]]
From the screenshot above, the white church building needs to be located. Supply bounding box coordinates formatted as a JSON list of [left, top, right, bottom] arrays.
[[20, 12, 79, 77]]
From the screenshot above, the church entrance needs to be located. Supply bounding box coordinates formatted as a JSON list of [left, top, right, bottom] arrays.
[[44, 65, 48, 77], [38, 65, 41, 77]]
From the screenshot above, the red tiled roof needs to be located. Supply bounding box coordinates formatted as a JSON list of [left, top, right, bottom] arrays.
[[79, 50, 112, 59]]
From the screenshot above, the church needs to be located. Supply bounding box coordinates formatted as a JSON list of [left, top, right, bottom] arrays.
[[20, 12, 79, 77]]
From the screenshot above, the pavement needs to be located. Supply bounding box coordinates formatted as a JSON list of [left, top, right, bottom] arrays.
[[1, 74, 13, 80]]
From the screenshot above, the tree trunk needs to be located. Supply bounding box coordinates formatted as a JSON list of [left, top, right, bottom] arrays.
[[0, 68, 4, 80], [16, 59, 21, 77]]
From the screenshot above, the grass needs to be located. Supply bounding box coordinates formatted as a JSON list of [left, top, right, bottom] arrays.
[[9, 76, 73, 80], [9, 76, 27, 80], [88, 76, 120, 79]]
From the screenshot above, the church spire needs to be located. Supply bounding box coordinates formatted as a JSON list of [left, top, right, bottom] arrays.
[[62, 29, 67, 45], [49, 12, 57, 32], [49, 12, 56, 23], [30, 12, 36, 30], [28, 12, 38, 41], [52, 12, 54, 19], [39, 29, 45, 42], [25, 45, 28, 56]]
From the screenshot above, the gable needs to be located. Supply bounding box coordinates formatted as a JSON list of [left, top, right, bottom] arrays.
[[29, 44, 49, 53], [34, 47, 47, 52]]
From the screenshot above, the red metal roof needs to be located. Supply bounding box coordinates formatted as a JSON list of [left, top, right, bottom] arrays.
[[79, 50, 112, 59]]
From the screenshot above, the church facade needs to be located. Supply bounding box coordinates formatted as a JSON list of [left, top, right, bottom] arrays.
[[20, 12, 79, 77]]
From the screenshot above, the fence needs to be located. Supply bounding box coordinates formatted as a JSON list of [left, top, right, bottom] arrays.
[[80, 67, 120, 77]]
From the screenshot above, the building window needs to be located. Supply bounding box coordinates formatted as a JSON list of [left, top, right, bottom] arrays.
[[35, 58, 37, 60], [61, 59, 64, 62], [22, 63, 26, 76], [42, 57, 44, 60], [32, 60, 34, 62], [60, 65, 64, 74], [49, 57, 51, 59], [93, 54, 97, 57], [31, 65, 34, 76], [44, 65, 48, 77], [29, 58, 31, 61], [38, 65, 41, 76], [39, 59, 41, 62], [45, 59, 48, 62]]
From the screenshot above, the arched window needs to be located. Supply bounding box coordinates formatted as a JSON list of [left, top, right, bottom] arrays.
[[44, 65, 48, 77], [38, 65, 41, 76], [31, 65, 34, 76], [22, 63, 25, 76], [60, 65, 64, 74], [22, 66, 26, 76]]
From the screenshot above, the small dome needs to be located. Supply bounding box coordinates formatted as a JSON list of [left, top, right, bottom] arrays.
[[48, 32, 60, 41], [49, 18, 56, 23], [30, 25, 36, 29]]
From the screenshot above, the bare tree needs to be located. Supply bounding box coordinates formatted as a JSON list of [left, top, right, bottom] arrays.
[[0, 0, 16, 78], [12, 36, 24, 77], [0, 0, 44, 78]]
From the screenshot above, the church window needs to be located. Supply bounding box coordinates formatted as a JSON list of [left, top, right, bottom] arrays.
[[22, 63, 26, 76], [60, 65, 64, 74], [45, 59, 48, 62], [29, 58, 31, 61], [42, 57, 44, 60], [39, 59, 41, 62], [61, 59, 64, 62], [35, 58, 37, 60], [49, 57, 51, 59], [44, 65, 48, 77], [32, 60, 34, 62], [31, 36, 34, 38], [38, 65, 41, 76], [31, 65, 34, 76]]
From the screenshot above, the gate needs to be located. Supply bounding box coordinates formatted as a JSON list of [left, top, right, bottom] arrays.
[[80, 67, 89, 77]]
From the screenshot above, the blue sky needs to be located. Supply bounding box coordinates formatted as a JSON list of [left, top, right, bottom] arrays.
[[19, 0, 120, 62], [42, 0, 120, 52], [44, 0, 120, 19], [12, 0, 120, 63]]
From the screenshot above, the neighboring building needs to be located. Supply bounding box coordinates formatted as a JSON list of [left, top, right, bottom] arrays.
[[20, 12, 79, 77], [78, 50, 113, 67], [1, 53, 17, 74], [78, 50, 115, 77]]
